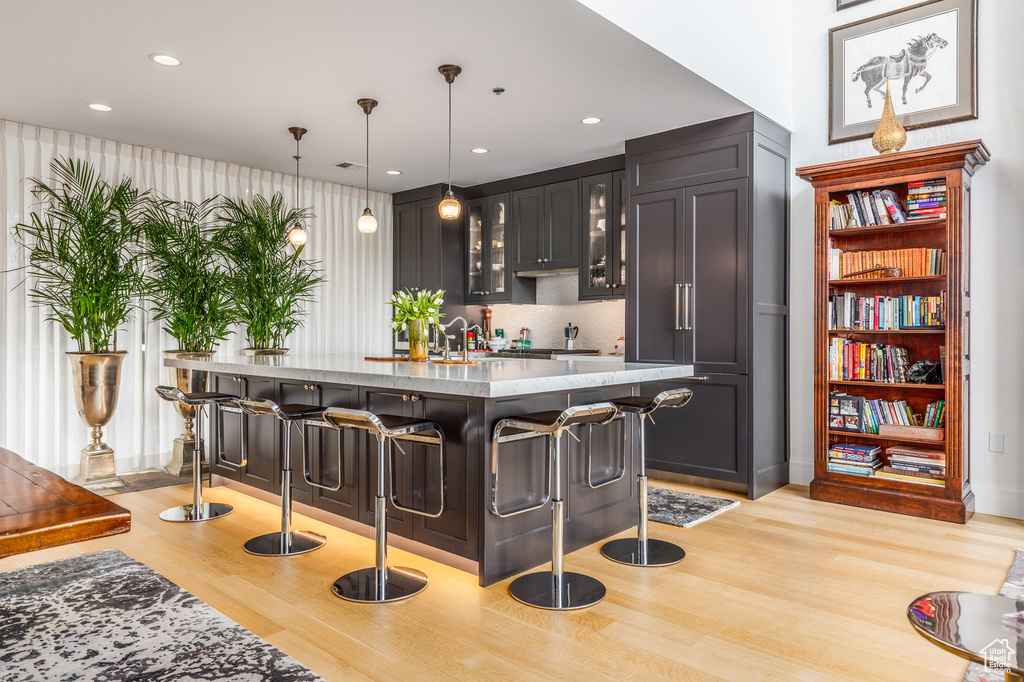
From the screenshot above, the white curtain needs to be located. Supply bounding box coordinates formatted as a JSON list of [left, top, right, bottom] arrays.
[[0, 119, 393, 479]]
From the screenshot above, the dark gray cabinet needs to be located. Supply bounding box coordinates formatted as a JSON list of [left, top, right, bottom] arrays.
[[466, 193, 535, 304], [512, 180, 579, 272], [625, 112, 790, 499], [579, 171, 626, 300], [210, 373, 278, 493]]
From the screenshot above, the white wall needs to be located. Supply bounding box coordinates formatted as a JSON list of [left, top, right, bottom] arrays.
[[578, 0, 793, 129], [789, 0, 1024, 518]]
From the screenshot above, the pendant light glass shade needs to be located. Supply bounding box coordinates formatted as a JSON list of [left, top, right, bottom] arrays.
[[439, 190, 461, 220], [357, 98, 379, 234], [357, 207, 378, 233], [288, 126, 309, 249], [287, 222, 309, 247], [438, 65, 462, 221]]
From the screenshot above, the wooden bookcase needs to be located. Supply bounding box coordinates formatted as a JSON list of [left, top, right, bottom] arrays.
[[796, 141, 989, 523]]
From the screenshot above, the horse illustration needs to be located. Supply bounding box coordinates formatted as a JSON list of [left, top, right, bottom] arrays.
[[851, 32, 948, 108]]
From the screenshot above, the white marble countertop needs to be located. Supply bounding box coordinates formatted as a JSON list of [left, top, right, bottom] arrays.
[[164, 353, 693, 398]]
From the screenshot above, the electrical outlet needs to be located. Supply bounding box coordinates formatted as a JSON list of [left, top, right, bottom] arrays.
[[989, 433, 1005, 453]]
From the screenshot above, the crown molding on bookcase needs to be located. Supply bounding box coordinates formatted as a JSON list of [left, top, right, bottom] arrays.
[[795, 140, 990, 186]]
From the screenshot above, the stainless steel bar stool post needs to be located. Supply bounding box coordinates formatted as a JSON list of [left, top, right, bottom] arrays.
[[601, 388, 693, 567], [491, 402, 618, 610], [237, 397, 328, 557], [154, 386, 237, 523], [321, 407, 446, 603]]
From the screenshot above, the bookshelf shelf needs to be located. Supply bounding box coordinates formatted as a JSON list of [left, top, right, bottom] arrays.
[[798, 140, 989, 524], [828, 380, 945, 390], [826, 430, 945, 446], [827, 329, 945, 335], [828, 275, 946, 286], [828, 219, 946, 238]]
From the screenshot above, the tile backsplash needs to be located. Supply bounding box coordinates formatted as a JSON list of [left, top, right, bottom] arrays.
[[480, 274, 625, 354]]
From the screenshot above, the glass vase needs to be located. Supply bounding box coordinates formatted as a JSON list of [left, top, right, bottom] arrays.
[[409, 318, 429, 362]]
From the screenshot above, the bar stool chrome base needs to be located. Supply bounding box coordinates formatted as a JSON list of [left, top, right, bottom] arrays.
[[509, 571, 606, 610], [600, 537, 685, 567], [159, 502, 234, 523], [332, 566, 429, 603], [243, 530, 326, 557]]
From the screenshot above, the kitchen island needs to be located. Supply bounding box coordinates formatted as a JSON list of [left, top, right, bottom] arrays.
[[165, 353, 693, 585]]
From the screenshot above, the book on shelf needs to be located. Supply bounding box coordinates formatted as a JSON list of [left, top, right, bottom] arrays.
[[828, 462, 880, 477], [837, 189, 908, 227], [906, 179, 947, 221], [827, 340, 910, 383], [831, 248, 945, 279], [874, 470, 945, 486], [829, 443, 882, 462], [828, 291, 945, 330]]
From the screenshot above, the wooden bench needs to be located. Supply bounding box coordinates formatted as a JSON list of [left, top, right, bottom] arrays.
[[0, 447, 131, 559]]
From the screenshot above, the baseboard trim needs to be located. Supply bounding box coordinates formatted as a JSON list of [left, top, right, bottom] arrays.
[[647, 469, 748, 495]]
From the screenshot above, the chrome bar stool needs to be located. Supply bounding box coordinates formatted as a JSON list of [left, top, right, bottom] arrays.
[[600, 388, 693, 567], [237, 397, 329, 557], [321, 408, 446, 604], [491, 402, 618, 610], [154, 386, 237, 523]]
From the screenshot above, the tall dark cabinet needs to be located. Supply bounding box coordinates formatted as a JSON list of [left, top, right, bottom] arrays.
[[625, 113, 790, 499]]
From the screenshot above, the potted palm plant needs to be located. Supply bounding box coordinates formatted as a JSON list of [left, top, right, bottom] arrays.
[[12, 157, 146, 486], [217, 193, 324, 356], [142, 197, 236, 476]]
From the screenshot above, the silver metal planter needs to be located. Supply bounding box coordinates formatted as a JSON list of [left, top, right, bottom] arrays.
[[163, 350, 216, 477], [68, 351, 126, 488]]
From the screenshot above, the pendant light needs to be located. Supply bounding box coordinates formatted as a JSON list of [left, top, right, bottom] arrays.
[[286, 126, 309, 249], [437, 64, 462, 220], [356, 98, 379, 234]]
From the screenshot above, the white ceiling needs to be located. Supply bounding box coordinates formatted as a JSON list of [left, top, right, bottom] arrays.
[[0, 0, 748, 193]]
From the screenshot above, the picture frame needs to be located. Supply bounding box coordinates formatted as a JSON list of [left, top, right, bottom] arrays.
[[828, 0, 976, 145], [829, 394, 865, 433], [837, 0, 874, 11]]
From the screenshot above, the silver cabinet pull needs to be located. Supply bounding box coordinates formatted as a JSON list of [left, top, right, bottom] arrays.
[[684, 283, 693, 331], [537, 258, 542, 263], [674, 283, 682, 331]]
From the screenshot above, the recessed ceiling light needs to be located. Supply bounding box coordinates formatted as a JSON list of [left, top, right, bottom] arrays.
[[471, 148, 489, 154], [386, 170, 403, 175], [149, 53, 182, 67], [581, 117, 602, 125], [88, 103, 112, 112]]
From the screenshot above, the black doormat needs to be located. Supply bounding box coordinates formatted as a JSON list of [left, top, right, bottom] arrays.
[[0, 549, 324, 681]]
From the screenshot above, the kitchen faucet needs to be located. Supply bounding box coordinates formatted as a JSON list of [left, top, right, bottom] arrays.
[[438, 316, 468, 361]]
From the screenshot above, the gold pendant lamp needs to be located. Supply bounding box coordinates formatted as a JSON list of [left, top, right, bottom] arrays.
[[286, 126, 309, 248], [438, 64, 462, 220], [357, 98, 379, 234]]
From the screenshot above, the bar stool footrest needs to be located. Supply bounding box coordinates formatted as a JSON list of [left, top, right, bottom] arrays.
[[600, 537, 685, 567], [509, 571, 606, 610], [159, 502, 234, 523], [332, 566, 428, 603], [243, 531, 326, 557]]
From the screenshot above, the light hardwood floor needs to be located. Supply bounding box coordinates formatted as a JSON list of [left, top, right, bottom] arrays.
[[2, 481, 1020, 681]]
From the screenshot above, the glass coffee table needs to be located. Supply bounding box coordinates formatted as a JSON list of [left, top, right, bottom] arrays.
[[908, 591, 1024, 681]]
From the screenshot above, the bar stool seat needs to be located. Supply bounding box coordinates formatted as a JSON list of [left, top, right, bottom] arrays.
[[600, 388, 693, 567], [491, 402, 618, 610], [322, 407, 446, 604], [237, 397, 329, 558], [154, 386, 237, 523]]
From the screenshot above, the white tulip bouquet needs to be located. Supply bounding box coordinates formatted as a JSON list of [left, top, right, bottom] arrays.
[[387, 288, 445, 332]]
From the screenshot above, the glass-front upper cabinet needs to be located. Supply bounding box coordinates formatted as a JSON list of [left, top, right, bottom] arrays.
[[579, 170, 625, 299], [465, 193, 511, 303]]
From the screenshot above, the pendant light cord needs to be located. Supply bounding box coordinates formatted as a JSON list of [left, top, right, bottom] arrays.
[[366, 113, 370, 204], [294, 137, 300, 209], [447, 81, 453, 191]]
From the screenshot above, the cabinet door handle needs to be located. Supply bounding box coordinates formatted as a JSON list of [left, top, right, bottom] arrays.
[[674, 284, 683, 331], [410, 394, 420, 402], [537, 258, 542, 263], [683, 283, 693, 331], [543, 258, 549, 263]]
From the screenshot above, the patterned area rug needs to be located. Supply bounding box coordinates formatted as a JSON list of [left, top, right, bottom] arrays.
[[0, 549, 323, 681], [647, 488, 740, 528], [962, 549, 1024, 682]]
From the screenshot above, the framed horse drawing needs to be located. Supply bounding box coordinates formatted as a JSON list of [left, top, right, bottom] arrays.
[[828, 0, 976, 145]]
